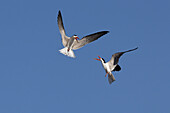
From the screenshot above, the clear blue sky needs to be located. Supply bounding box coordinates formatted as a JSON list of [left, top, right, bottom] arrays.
[[0, 0, 170, 113]]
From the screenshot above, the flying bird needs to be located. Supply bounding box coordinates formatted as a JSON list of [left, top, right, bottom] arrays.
[[57, 10, 109, 58], [94, 47, 138, 84]]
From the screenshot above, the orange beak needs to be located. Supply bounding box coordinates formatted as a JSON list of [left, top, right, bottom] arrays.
[[93, 56, 101, 61], [75, 37, 79, 42]]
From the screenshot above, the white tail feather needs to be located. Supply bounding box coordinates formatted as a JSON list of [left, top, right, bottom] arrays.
[[59, 47, 76, 58]]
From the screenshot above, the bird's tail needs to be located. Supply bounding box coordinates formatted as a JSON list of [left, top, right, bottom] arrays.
[[59, 47, 76, 58], [108, 72, 116, 84]]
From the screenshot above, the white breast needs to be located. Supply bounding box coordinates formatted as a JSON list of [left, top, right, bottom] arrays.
[[103, 63, 111, 72]]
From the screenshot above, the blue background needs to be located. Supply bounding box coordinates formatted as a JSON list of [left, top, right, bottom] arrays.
[[0, 0, 170, 113]]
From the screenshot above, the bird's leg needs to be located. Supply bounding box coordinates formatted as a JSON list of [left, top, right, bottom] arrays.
[[105, 72, 109, 77]]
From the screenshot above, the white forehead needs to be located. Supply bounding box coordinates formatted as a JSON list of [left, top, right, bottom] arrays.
[[73, 35, 78, 37]]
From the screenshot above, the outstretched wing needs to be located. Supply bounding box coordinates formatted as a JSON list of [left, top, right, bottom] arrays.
[[72, 31, 109, 50], [57, 10, 69, 47], [109, 47, 138, 65], [108, 72, 116, 84]]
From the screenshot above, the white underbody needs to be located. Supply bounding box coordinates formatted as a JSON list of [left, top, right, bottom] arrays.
[[102, 62, 117, 73], [59, 47, 75, 58], [59, 37, 77, 58]]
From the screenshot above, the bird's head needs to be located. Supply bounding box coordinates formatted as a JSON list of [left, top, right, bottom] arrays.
[[94, 56, 106, 63], [73, 34, 79, 42]]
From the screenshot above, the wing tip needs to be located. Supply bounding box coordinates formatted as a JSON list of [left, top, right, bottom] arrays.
[[58, 10, 61, 14], [135, 47, 138, 50], [105, 31, 109, 33], [102, 31, 109, 34], [58, 10, 62, 19], [130, 47, 139, 52], [95, 31, 109, 34]]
